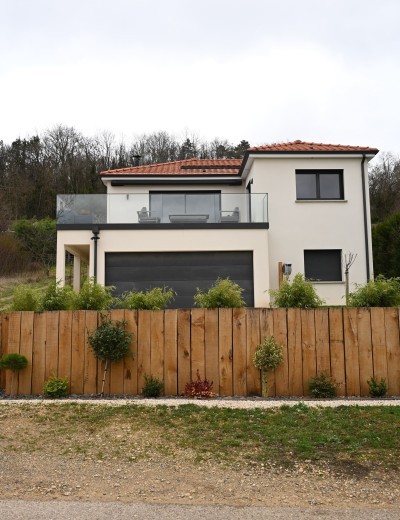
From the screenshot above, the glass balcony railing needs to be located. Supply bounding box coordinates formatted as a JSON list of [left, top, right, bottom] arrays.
[[57, 193, 268, 225]]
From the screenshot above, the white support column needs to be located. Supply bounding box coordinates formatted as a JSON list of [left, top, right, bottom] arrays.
[[73, 255, 81, 292]]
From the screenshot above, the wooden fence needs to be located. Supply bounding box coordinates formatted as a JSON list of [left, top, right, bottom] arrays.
[[0, 308, 399, 397]]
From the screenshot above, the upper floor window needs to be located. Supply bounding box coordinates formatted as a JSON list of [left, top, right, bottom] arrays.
[[296, 170, 344, 200]]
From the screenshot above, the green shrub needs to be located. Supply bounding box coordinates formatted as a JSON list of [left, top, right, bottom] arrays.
[[308, 374, 337, 398], [41, 281, 74, 311], [194, 277, 245, 308], [347, 275, 400, 307], [120, 287, 175, 310], [11, 284, 42, 311], [88, 315, 133, 396], [43, 375, 69, 398], [73, 278, 115, 310], [0, 353, 28, 396], [367, 377, 388, 397], [269, 273, 324, 308], [142, 374, 164, 397], [253, 336, 284, 397]]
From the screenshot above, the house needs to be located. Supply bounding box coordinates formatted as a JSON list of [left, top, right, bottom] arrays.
[[56, 140, 379, 307]]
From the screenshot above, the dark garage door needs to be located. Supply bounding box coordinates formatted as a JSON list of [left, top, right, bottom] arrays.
[[105, 251, 254, 308]]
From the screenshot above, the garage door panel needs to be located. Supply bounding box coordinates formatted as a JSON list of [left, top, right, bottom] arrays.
[[105, 252, 254, 308], [106, 265, 253, 282]]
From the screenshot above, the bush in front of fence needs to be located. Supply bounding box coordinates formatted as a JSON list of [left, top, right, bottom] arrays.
[[44, 375, 69, 398], [142, 374, 164, 397], [308, 374, 337, 398], [367, 377, 388, 397]]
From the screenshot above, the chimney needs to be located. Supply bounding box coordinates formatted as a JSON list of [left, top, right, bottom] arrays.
[[133, 155, 141, 167]]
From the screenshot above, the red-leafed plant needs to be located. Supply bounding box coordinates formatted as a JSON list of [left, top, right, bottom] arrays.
[[184, 370, 215, 399]]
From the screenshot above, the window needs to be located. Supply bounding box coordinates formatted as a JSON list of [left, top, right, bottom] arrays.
[[296, 170, 344, 200], [304, 250, 342, 281]]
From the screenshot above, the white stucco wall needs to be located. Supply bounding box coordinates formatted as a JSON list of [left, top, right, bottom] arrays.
[[56, 228, 270, 307], [246, 155, 373, 305]]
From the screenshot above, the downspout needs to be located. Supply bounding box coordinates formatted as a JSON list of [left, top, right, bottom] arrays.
[[246, 178, 253, 223], [360, 154, 371, 280], [91, 226, 100, 281]]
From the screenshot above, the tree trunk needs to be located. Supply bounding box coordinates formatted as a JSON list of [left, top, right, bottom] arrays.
[[261, 369, 268, 398], [101, 359, 109, 397]]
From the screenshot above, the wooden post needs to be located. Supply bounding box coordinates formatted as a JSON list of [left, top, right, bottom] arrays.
[[278, 262, 283, 288]]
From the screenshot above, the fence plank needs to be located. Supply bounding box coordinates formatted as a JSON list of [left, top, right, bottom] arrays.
[[70, 311, 85, 395], [274, 308, 289, 396], [371, 308, 388, 382], [18, 312, 34, 395], [31, 312, 46, 395], [246, 309, 261, 396], [219, 308, 233, 396], [385, 308, 400, 395], [357, 309, 373, 396], [259, 309, 275, 396], [83, 311, 98, 395], [58, 311, 72, 389], [150, 310, 164, 384], [137, 311, 151, 394], [233, 308, 247, 396], [164, 309, 177, 396], [301, 310, 316, 395], [177, 309, 191, 394], [124, 310, 138, 395], [329, 308, 345, 396], [109, 310, 126, 395], [315, 309, 330, 376], [205, 309, 219, 391], [6, 312, 21, 395], [191, 309, 205, 380], [287, 308, 303, 396], [343, 308, 360, 396], [45, 312, 60, 381]]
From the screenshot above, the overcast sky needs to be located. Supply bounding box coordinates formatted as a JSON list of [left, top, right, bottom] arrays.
[[1, 0, 399, 156]]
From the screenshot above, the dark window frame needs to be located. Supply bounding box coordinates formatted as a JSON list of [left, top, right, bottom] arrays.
[[296, 169, 344, 200], [304, 249, 343, 282]]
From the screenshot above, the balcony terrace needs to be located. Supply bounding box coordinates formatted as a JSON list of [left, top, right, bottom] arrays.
[[57, 193, 269, 226]]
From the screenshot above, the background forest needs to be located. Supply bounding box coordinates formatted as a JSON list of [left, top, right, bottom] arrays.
[[0, 124, 399, 278]]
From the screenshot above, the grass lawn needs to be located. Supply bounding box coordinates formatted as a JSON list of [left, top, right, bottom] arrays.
[[2, 403, 399, 471]]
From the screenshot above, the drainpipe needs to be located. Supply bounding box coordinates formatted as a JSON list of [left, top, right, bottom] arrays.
[[360, 154, 371, 280], [246, 178, 253, 223], [91, 226, 100, 281]]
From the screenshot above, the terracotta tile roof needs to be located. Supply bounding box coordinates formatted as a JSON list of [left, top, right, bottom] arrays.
[[248, 140, 379, 154], [100, 158, 242, 176]]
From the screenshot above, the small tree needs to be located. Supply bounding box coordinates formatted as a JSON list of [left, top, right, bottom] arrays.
[[269, 273, 324, 308], [87, 315, 133, 396], [194, 277, 245, 308], [0, 353, 28, 397], [253, 337, 283, 397], [343, 252, 357, 305]]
